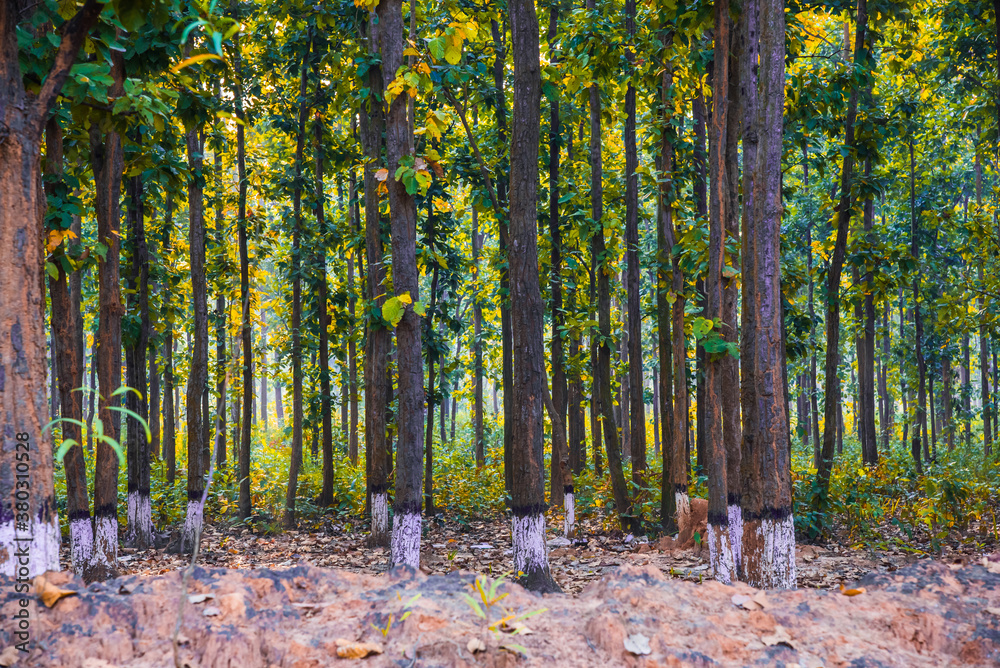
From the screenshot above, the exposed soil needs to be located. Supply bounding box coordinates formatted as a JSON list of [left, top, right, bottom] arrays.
[[7, 553, 1000, 667]]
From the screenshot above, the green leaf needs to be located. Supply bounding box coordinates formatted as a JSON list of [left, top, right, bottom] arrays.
[[45, 262, 59, 280], [382, 296, 405, 327], [413, 300, 427, 316], [429, 37, 446, 61]]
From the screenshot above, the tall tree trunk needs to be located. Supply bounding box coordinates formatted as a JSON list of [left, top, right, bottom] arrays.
[[89, 49, 126, 577], [509, 0, 560, 592], [347, 174, 360, 465], [260, 325, 267, 432], [490, 16, 515, 497], [547, 1, 568, 510], [588, 0, 635, 534], [817, 0, 867, 519], [213, 118, 227, 470], [125, 164, 152, 549], [694, 89, 708, 476], [723, 21, 743, 574], [163, 199, 176, 484], [880, 300, 894, 449], [234, 23, 253, 522], [0, 0, 103, 581], [964, 331, 971, 448], [360, 13, 391, 547], [624, 0, 646, 498], [910, 140, 928, 465], [381, 0, 424, 568], [424, 266, 440, 516], [45, 119, 93, 576], [741, 0, 796, 588], [705, 1, 734, 583], [315, 116, 335, 508], [860, 156, 878, 464], [183, 120, 210, 551], [473, 206, 485, 467], [283, 34, 310, 528], [656, 33, 678, 534], [976, 151, 992, 455]]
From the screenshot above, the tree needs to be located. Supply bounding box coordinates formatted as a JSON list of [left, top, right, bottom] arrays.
[[741, 0, 796, 589], [509, 0, 560, 593], [380, 0, 424, 569]]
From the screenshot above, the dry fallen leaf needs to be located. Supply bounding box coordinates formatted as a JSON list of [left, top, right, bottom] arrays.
[[202, 606, 221, 617], [334, 638, 384, 659], [984, 607, 1000, 616], [466, 638, 487, 653], [623, 633, 652, 656], [188, 593, 214, 604], [761, 625, 795, 649], [0, 646, 20, 667], [752, 591, 771, 609], [34, 575, 77, 608], [839, 584, 866, 597], [731, 594, 763, 611]]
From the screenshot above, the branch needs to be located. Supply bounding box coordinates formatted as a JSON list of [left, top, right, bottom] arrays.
[[441, 85, 505, 223], [31, 0, 103, 132]]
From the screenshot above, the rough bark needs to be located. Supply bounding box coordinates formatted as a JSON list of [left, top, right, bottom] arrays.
[[124, 165, 152, 549], [509, 0, 560, 592], [283, 36, 310, 528], [741, 0, 796, 589], [162, 199, 176, 485], [588, 0, 636, 535], [45, 119, 92, 576], [859, 157, 878, 465], [380, 0, 424, 568], [705, 0, 734, 584], [359, 12, 391, 547], [315, 116, 334, 508]]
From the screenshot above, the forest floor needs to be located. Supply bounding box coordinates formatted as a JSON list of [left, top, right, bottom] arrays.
[[62, 503, 998, 597]]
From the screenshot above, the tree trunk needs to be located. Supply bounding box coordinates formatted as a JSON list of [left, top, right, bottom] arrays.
[[547, 1, 568, 510], [381, 0, 424, 568], [509, 0, 560, 592], [182, 119, 210, 551], [347, 173, 360, 465], [741, 0, 796, 589], [359, 13, 391, 547], [163, 201, 176, 484], [489, 17, 515, 497], [0, 0, 104, 578], [976, 151, 992, 455], [624, 0, 646, 501], [473, 206, 485, 467], [694, 89, 708, 476], [315, 115, 335, 508], [283, 34, 310, 528], [656, 35, 678, 534], [125, 164, 152, 549], [817, 0, 867, 519], [910, 140, 928, 465], [859, 156, 878, 465], [588, 0, 635, 534], [260, 325, 268, 432], [89, 49, 126, 577], [424, 266, 440, 516], [45, 119, 93, 576], [705, 1, 734, 583], [723, 19, 743, 574]]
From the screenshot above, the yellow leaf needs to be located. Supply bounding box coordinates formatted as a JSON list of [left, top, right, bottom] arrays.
[[46, 229, 68, 252], [416, 62, 431, 75], [397, 292, 412, 305], [334, 638, 384, 658], [375, 168, 389, 182], [839, 584, 866, 597], [35, 574, 78, 608], [170, 53, 223, 74]]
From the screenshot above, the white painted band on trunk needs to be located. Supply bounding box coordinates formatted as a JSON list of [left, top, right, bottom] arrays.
[[512, 513, 548, 577], [707, 523, 736, 585], [728, 503, 743, 573], [371, 493, 389, 537], [745, 514, 797, 590], [92, 515, 118, 568], [0, 519, 60, 578], [675, 491, 691, 534], [182, 500, 204, 549], [563, 493, 575, 538], [69, 518, 94, 575], [126, 491, 154, 544], [390, 511, 421, 569]]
